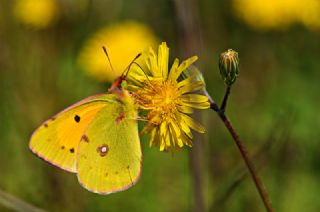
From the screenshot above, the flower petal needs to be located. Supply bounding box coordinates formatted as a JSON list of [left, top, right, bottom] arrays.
[[177, 105, 194, 114], [179, 132, 193, 147], [149, 128, 159, 147], [180, 113, 206, 133], [169, 56, 198, 81], [147, 47, 161, 77], [180, 94, 209, 103], [181, 101, 210, 109], [170, 120, 182, 137], [169, 58, 180, 78], [176, 116, 193, 139], [177, 75, 195, 88], [158, 42, 169, 79], [179, 81, 206, 94], [169, 124, 183, 148]]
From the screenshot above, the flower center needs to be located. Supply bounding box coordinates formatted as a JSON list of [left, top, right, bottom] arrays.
[[137, 79, 180, 124], [158, 81, 179, 113]]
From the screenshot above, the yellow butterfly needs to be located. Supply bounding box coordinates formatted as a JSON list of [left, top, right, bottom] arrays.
[[29, 54, 142, 195]]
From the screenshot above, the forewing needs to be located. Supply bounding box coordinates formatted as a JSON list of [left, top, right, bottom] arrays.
[[76, 100, 142, 194], [29, 94, 115, 172]]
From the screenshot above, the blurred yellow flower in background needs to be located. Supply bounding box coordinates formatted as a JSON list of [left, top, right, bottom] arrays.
[[78, 21, 158, 82], [13, 0, 59, 29], [232, 0, 320, 31]]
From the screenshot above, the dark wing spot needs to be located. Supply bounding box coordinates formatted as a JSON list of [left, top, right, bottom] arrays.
[[82, 134, 89, 143], [126, 165, 130, 169], [105, 173, 108, 177], [61, 146, 65, 150], [50, 117, 56, 121], [44, 123, 48, 128], [70, 148, 75, 153], [115, 171, 118, 175], [74, 115, 80, 123]]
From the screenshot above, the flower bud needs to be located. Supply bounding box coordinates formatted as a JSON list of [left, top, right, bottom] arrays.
[[219, 49, 239, 86]]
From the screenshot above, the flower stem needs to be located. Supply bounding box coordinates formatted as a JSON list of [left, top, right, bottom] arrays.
[[208, 95, 274, 212], [220, 86, 231, 112]]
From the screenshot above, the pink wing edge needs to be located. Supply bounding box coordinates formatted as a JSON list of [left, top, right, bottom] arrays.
[[28, 93, 108, 173]]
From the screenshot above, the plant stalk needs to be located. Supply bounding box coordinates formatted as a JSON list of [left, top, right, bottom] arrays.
[[208, 94, 274, 212], [220, 86, 231, 112]]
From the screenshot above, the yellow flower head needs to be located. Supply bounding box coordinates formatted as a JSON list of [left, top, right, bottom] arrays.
[[129, 42, 210, 151], [232, 0, 320, 31], [78, 21, 158, 82], [13, 0, 59, 29]]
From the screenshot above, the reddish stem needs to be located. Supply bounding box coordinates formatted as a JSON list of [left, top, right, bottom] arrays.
[[208, 93, 274, 212]]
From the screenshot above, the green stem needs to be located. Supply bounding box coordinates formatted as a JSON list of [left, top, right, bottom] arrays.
[[207, 95, 274, 212]]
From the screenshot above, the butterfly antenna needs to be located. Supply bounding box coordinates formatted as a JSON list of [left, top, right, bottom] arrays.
[[130, 61, 151, 82], [124, 53, 151, 81], [124, 53, 142, 77], [102, 46, 116, 77]]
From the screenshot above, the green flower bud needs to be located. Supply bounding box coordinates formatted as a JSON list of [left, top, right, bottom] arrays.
[[219, 49, 239, 86]]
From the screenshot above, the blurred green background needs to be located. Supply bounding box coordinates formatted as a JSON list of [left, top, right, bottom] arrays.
[[1, 0, 320, 211]]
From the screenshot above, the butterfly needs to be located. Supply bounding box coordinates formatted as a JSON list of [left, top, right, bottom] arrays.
[[29, 50, 142, 195]]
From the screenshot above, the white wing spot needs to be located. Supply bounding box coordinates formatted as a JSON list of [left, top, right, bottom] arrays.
[[101, 146, 107, 153], [96, 144, 109, 157]]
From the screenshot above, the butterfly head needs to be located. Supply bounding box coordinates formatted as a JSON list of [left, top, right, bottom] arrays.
[[102, 46, 141, 93], [108, 75, 127, 93]]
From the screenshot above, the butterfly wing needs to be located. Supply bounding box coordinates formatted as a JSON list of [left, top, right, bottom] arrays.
[[76, 93, 142, 194], [29, 94, 117, 172]]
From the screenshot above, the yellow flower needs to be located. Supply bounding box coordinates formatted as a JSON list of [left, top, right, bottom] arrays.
[[232, 0, 320, 31], [78, 21, 158, 82], [128, 42, 210, 151], [13, 0, 59, 29]]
